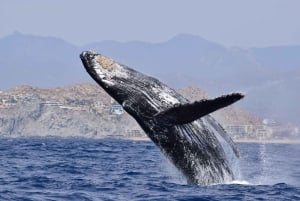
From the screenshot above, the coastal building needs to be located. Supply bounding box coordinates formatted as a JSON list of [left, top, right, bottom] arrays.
[[111, 99, 124, 115], [125, 129, 144, 138], [93, 101, 105, 108], [224, 124, 272, 140], [0, 97, 17, 107], [254, 125, 272, 139], [41, 101, 63, 106], [263, 118, 277, 126], [225, 125, 254, 139], [0, 100, 5, 109]]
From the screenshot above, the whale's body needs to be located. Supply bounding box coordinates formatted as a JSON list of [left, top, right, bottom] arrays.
[[80, 51, 244, 185]]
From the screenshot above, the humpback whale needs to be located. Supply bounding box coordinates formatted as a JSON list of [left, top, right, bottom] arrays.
[[80, 51, 244, 185]]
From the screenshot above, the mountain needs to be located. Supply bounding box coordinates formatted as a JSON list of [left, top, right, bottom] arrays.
[[0, 31, 89, 88], [82, 34, 270, 91], [250, 46, 300, 73], [0, 32, 300, 125]]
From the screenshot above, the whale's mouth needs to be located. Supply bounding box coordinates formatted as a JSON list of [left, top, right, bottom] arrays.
[[80, 51, 97, 72], [80, 51, 111, 86], [80, 50, 97, 61]]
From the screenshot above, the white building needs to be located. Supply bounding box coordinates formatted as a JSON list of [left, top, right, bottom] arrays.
[[224, 124, 272, 139], [111, 99, 124, 115]]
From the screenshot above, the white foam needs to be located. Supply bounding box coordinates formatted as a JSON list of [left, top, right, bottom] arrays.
[[229, 180, 251, 185], [159, 153, 187, 185], [207, 180, 251, 186]]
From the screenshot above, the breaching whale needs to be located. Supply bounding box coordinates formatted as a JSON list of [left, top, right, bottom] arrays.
[[80, 51, 244, 185]]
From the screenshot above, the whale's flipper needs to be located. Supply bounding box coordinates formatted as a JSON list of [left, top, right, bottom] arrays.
[[155, 93, 244, 125]]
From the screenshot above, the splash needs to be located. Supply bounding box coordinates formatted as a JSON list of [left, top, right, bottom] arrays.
[[160, 154, 187, 185], [229, 180, 251, 185], [257, 141, 268, 184]]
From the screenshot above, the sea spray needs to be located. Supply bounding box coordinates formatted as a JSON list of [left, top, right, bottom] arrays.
[[159, 150, 187, 185], [257, 137, 269, 185]]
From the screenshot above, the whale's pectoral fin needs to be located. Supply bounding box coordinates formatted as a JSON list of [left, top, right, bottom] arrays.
[[155, 93, 244, 125]]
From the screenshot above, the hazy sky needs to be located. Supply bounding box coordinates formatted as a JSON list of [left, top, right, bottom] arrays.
[[1, 0, 300, 47]]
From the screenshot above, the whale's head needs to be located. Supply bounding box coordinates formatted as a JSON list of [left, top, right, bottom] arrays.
[[80, 51, 179, 119], [80, 51, 130, 88]]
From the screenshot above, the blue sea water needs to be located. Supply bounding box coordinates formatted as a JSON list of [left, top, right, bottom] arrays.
[[0, 137, 299, 201]]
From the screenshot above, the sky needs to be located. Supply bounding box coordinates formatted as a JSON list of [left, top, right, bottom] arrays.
[[1, 0, 300, 47]]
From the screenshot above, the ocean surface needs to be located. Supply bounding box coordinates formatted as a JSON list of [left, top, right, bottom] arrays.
[[0, 137, 299, 201]]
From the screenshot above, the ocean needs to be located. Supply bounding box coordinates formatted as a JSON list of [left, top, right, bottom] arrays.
[[0, 137, 299, 201]]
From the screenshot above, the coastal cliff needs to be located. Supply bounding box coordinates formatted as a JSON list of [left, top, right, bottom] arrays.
[[0, 83, 297, 141], [0, 83, 138, 138]]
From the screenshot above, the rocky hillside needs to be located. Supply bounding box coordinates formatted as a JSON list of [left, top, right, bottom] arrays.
[[0, 83, 280, 140], [0, 83, 138, 138]]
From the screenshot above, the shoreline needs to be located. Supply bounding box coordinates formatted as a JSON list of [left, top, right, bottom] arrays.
[[1, 135, 300, 144], [234, 139, 300, 144], [128, 137, 300, 144]]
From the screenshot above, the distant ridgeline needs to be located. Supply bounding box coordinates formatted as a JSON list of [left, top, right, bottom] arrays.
[[0, 83, 299, 141]]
